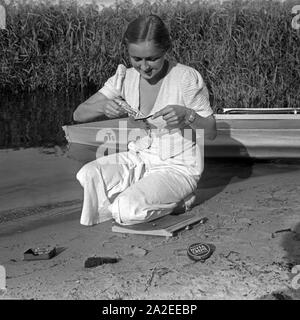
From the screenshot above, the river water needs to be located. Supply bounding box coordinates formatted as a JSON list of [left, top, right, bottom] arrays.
[[0, 90, 92, 149]]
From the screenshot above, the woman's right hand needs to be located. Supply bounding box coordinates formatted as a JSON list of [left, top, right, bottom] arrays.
[[102, 100, 128, 118]]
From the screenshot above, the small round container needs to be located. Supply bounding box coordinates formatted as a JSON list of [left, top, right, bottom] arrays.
[[187, 243, 214, 262]]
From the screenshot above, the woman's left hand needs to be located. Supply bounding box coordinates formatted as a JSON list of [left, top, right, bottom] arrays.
[[151, 105, 187, 129]]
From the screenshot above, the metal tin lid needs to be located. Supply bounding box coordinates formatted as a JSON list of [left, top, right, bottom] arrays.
[[187, 243, 214, 262]]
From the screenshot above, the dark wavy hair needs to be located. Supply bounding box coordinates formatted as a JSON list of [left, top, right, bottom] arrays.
[[123, 14, 172, 52]]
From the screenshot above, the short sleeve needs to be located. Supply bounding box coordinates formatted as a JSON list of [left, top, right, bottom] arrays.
[[99, 64, 127, 99], [181, 67, 213, 118]]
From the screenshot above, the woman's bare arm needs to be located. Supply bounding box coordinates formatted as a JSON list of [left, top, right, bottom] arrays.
[[152, 105, 217, 140], [73, 92, 126, 123], [189, 114, 217, 140]]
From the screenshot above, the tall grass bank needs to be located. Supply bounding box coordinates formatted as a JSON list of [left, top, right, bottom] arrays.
[[0, 0, 299, 111]]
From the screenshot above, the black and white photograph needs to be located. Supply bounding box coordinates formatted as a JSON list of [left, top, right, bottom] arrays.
[[0, 0, 300, 304]]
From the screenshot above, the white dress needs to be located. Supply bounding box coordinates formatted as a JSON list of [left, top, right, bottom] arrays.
[[76, 62, 214, 226]]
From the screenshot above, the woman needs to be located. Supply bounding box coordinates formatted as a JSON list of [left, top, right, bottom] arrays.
[[73, 14, 217, 226]]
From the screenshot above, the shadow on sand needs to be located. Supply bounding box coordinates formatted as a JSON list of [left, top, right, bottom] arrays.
[[195, 121, 254, 206], [195, 156, 253, 206]]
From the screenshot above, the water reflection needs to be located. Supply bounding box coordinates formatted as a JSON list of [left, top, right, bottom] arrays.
[[0, 89, 94, 149]]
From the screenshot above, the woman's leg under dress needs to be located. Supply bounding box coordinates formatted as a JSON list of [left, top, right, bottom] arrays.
[[76, 151, 146, 226], [109, 167, 197, 225]]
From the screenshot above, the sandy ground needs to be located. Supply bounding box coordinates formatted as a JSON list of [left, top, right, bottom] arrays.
[[0, 146, 300, 300]]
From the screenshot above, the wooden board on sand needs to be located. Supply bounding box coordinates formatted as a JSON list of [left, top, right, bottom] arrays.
[[112, 213, 207, 237]]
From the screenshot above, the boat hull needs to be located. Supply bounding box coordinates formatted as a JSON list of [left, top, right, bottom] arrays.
[[62, 114, 300, 160]]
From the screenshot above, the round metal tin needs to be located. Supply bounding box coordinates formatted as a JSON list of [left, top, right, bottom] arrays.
[[187, 243, 214, 262]]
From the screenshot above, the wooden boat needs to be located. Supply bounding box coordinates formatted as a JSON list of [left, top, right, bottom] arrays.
[[62, 108, 300, 161]]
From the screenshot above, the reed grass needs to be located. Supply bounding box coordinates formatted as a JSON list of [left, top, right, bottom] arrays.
[[0, 0, 299, 110]]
